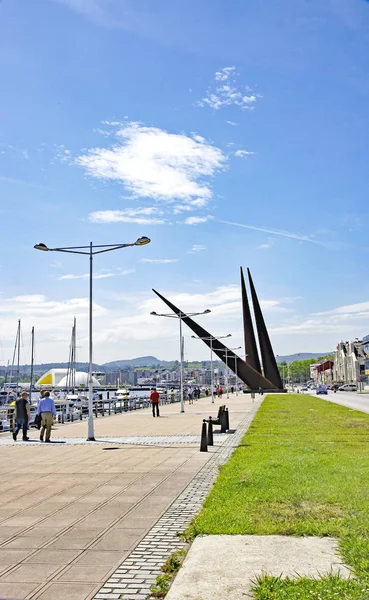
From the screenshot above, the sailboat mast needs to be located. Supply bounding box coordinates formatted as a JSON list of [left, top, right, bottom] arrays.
[[29, 327, 35, 399], [16, 320, 21, 389], [72, 317, 76, 391]]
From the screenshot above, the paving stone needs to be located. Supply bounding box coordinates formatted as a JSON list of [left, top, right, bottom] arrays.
[[92, 406, 259, 600]]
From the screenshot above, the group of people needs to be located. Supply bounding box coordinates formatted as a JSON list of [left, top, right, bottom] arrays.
[[12, 389, 57, 443], [204, 386, 223, 398], [186, 387, 201, 404]]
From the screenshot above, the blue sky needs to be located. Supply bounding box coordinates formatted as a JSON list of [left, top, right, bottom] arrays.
[[1, 0, 369, 364]]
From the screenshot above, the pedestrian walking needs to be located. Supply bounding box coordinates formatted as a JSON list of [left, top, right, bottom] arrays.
[[13, 391, 30, 441], [188, 387, 193, 404], [218, 386, 223, 398], [205, 388, 209, 397], [150, 388, 160, 417], [37, 391, 56, 443]]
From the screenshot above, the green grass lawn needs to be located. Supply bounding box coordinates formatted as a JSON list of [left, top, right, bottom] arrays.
[[187, 394, 369, 599]]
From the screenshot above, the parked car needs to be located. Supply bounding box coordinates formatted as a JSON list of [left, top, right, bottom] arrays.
[[316, 386, 328, 395], [338, 383, 357, 392]]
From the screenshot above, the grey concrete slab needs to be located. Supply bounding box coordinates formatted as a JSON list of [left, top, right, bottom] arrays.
[[166, 535, 352, 600]]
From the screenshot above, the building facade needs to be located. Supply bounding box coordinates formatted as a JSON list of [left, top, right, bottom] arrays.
[[333, 340, 365, 387]]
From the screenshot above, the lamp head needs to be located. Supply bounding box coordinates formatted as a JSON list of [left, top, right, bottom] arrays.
[[150, 311, 158, 315], [203, 309, 211, 314], [135, 236, 151, 246], [34, 243, 49, 251]]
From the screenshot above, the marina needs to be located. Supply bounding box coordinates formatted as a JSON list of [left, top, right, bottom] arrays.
[[0, 386, 181, 432]]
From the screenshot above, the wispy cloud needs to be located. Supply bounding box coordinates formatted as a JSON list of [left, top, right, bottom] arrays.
[[198, 67, 259, 111], [58, 269, 134, 280], [77, 121, 226, 213], [52, 144, 72, 164], [0, 143, 29, 160], [257, 237, 275, 250], [140, 258, 178, 264], [226, 120, 237, 126], [191, 244, 206, 252], [88, 207, 166, 225], [219, 220, 319, 244], [183, 215, 214, 225], [234, 149, 254, 158], [312, 301, 369, 317]]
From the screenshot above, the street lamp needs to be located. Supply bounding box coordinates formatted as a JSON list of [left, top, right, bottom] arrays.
[[34, 237, 151, 441], [191, 334, 231, 403], [150, 309, 211, 413], [223, 346, 242, 398]]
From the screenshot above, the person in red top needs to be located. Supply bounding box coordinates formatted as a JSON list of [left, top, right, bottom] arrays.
[[150, 388, 160, 417]]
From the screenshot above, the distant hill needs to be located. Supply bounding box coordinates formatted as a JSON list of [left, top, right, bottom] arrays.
[[276, 352, 333, 365], [102, 356, 170, 369]]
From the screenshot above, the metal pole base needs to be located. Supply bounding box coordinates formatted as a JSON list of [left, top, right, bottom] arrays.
[[87, 437, 96, 441]]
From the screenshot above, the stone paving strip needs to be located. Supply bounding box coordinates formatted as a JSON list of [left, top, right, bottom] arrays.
[[94, 401, 261, 600], [0, 434, 229, 447], [166, 535, 351, 600]]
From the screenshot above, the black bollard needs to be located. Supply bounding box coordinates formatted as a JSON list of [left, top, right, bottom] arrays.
[[225, 408, 229, 431], [207, 417, 214, 446], [220, 410, 227, 433], [200, 420, 208, 452]]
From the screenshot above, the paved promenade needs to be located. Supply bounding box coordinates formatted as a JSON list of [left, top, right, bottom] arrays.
[[0, 393, 260, 600]]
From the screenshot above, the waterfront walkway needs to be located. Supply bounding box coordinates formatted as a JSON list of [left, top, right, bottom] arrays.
[[0, 393, 260, 600]]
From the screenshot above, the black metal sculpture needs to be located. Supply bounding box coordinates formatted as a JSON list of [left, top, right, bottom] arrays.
[[247, 269, 283, 389], [241, 266, 261, 374], [152, 288, 277, 390]]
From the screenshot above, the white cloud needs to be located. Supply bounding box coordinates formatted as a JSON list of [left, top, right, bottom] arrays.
[[191, 245, 206, 252], [183, 215, 214, 225], [140, 259, 178, 264], [57, 270, 134, 280], [312, 301, 369, 317], [234, 150, 254, 158], [257, 237, 275, 250], [52, 144, 72, 164], [76, 122, 226, 212], [198, 67, 259, 111], [226, 121, 237, 126], [88, 207, 166, 225], [0, 285, 305, 364], [215, 67, 236, 81]]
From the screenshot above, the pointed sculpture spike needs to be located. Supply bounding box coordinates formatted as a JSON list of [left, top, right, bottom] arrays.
[[247, 269, 283, 389], [241, 267, 261, 374], [152, 288, 278, 390]]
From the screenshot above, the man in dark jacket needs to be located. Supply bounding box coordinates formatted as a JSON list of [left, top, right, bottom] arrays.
[[150, 388, 160, 417], [13, 391, 30, 441]]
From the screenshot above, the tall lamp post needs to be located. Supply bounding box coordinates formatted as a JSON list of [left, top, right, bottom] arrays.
[[150, 309, 211, 413], [191, 334, 231, 403], [34, 237, 151, 441], [224, 346, 242, 398]]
